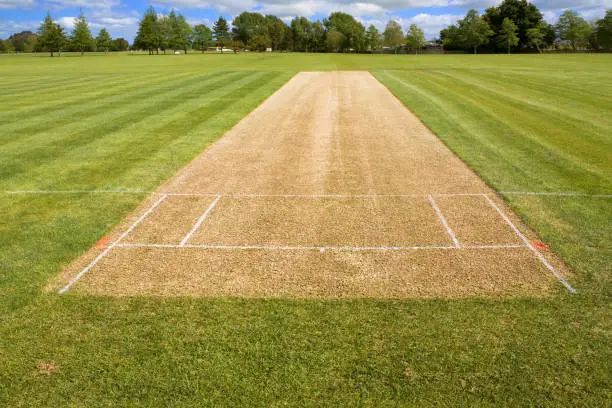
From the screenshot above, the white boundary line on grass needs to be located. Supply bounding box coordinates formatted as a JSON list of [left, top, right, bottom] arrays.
[[428, 195, 460, 248], [482, 194, 577, 294], [58, 194, 169, 294], [179, 195, 221, 247]]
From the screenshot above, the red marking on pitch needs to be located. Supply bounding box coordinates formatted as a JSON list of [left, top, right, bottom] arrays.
[[531, 241, 549, 251], [95, 237, 111, 248]]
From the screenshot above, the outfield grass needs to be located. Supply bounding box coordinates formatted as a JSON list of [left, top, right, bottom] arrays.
[[0, 53, 610, 406]]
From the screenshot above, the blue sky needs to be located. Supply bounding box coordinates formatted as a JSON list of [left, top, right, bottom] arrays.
[[1, 0, 610, 41]]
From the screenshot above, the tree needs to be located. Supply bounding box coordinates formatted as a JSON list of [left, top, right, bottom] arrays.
[[38, 12, 68, 57], [95, 28, 112, 55], [324, 12, 365, 52], [8, 31, 38, 53], [484, 0, 544, 51], [365, 24, 381, 52], [112, 38, 129, 51], [556, 10, 590, 50], [326, 30, 344, 52], [249, 33, 272, 51], [405, 24, 425, 54], [264, 15, 287, 51], [168, 10, 193, 54], [71, 11, 94, 55], [383, 20, 404, 53], [192, 24, 213, 52], [458, 9, 494, 54], [440, 25, 462, 50], [596, 10, 612, 51], [291, 17, 312, 52], [232, 12, 265, 46], [134, 6, 160, 54], [499, 17, 519, 54], [213, 17, 230, 52], [0, 40, 6, 54], [526, 22, 546, 53]]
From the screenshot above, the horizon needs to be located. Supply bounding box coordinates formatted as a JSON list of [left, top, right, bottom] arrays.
[[1, 1, 610, 42]]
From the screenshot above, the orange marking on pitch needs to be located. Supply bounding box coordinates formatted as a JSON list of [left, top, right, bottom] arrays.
[[95, 237, 111, 248], [531, 241, 549, 251]]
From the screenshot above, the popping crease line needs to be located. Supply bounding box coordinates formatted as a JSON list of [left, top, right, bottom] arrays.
[[115, 243, 526, 251], [3, 190, 611, 198]]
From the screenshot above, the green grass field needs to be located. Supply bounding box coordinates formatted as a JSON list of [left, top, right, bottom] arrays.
[[0, 53, 610, 406]]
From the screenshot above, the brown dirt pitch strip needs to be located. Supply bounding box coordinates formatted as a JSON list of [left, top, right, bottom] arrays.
[[51, 72, 575, 298]]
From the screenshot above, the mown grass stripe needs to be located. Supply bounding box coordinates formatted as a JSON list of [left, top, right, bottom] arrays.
[[0, 74, 110, 95], [0, 74, 114, 101], [423, 70, 609, 178], [0, 71, 240, 153], [434, 70, 611, 133], [0, 72, 252, 185], [0, 72, 190, 130], [0, 73, 164, 123]]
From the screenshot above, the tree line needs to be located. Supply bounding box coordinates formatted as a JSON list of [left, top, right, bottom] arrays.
[[442, 1, 612, 53], [0, 13, 129, 55], [130, 1, 612, 54], [3, 0, 611, 56]]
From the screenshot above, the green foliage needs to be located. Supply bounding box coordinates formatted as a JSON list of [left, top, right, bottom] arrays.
[[95, 28, 112, 55], [325, 30, 344, 52], [264, 15, 288, 51], [405, 24, 425, 54], [458, 9, 494, 54], [365, 24, 381, 52], [556, 10, 591, 50], [383, 20, 404, 52], [499, 17, 519, 53], [526, 22, 546, 53], [37, 12, 68, 57], [168, 11, 192, 53], [112, 38, 130, 52], [595, 10, 612, 50], [8, 31, 38, 53], [134, 6, 160, 54], [232, 12, 266, 46], [249, 33, 272, 51], [324, 12, 365, 52], [213, 17, 231, 49], [192, 24, 213, 52], [484, 0, 544, 51], [71, 12, 95, 55]]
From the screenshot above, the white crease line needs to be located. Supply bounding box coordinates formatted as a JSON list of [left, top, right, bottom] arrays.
[[483, 194, 577, 294], [58, 194, 169, 294], [4, 190, 149, 194], [159, 193, 488, 198], [115, 243, 525, 251], [428, 195, 460, 248], [179, 195, 221, 247], [500, 191, 612, 198], [3, 190, 611, 198]]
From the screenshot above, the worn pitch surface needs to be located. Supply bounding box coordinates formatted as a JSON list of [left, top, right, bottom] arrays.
[[53, 72, 572, 298]]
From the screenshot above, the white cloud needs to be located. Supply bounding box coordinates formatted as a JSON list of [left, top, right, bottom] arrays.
[[0, 20, 39, 36], [57, 16, 77, 30], [0, 0, 35, 9]]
